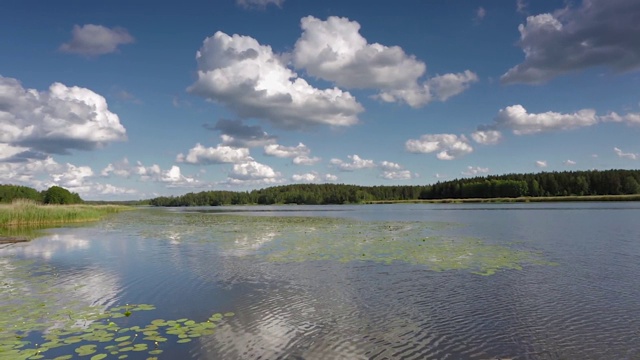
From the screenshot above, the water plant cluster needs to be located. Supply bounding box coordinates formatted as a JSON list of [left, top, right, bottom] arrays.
[[0, 257, 233, 360], [140, 213, 554, 275], [0, 200, 131, 228]]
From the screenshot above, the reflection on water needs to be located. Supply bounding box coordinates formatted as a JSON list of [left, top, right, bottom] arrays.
[[1, 203, 640, 359]]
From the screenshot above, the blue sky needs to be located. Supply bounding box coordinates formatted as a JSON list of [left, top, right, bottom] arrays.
[[1, 0, 639, 200]]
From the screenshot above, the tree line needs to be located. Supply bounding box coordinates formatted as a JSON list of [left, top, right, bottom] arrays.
[[0, 185, 83, 204], [149, 169, 640, 206]]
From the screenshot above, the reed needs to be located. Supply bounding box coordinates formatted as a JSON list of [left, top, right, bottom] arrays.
[[0, 199, 131, 227]]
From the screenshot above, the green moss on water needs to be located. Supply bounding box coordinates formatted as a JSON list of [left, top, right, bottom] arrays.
[[0, 258, 234, 360]]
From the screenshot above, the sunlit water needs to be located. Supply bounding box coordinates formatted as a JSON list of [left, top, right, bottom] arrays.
[[2, 203, 640, 359]]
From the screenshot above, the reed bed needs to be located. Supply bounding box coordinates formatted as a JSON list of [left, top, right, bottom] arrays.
[[0, 199, 131, 227]]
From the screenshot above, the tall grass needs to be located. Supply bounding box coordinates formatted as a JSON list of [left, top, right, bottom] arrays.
[[0, 199, 131, 227]]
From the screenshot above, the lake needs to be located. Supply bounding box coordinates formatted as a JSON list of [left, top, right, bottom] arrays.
[[1, 202, 639, 359]]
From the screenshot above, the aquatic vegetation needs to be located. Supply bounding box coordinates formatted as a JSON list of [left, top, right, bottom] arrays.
[[0, 257, 233, 360], [134, 212, 554, 275], [0, 200, 132, 228]]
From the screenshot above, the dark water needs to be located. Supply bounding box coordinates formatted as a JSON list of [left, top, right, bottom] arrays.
[[2, 203, 640, 359]]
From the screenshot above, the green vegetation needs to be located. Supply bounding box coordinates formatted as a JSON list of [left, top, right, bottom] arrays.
[[148, 169, 640, 206], [0, 184, 82, 205], [0, 258, 234, 360], [0, 200, 130, 228], [139, 213, 555, 275]]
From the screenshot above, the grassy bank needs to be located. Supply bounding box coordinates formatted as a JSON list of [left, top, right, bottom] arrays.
[[366, 194, 640, 204], [0, 200, 132, 227]]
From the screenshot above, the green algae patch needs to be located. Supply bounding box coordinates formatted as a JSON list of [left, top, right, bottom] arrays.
[[0, 258, 234, 360]]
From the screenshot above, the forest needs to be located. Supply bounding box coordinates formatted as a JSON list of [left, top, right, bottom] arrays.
[[149, 169, 640, 206], [0, 185, 83, 204]]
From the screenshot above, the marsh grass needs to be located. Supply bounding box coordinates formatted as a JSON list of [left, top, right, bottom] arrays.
[[0, 199, 131, 227]]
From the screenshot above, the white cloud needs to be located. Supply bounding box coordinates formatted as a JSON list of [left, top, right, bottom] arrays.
[[292, 155, 321, 165], [380, 170, 415, 180], [293, 16, 477, 108], [291, 171, 336, 182], [161, 166, 197, 185], [563, 159, 577, 166], [330, 154, 376, 171], [0, 76, 126, 155], [101, 158, 132, 177], [601, 112, 640, 126], [379, 161, 402, 171], [188, 31, 363, 129], [236, 0, 284, 9], [471, 130, 503, 145], [461, 166, 489, 176], [405, 134, 473, 160], [535, 160, 548, 168], [229, 160, 282, 184], [494, 104, 598, 135], [614, 147, 638, 160], [59, 24, 134, 56], [264, 143, 309, 158], [264, 143, 320, 165], [502, 0, 640, 83], [177, 143, 251, 164]]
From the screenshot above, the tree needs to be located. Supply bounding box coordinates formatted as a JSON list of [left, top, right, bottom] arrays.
[[43, 186, 83, 204]]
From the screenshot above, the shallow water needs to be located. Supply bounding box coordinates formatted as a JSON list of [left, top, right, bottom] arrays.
[[1, 203, 639, 359]]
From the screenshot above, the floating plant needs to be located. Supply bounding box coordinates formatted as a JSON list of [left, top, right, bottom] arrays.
[[0, 257, 234, 360]]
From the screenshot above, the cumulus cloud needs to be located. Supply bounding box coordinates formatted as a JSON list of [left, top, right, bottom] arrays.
[[330, 154, 376, 171], [188, 31, 363, 129], [59, 24, 134, 56], [176, 143, 251, 164], [563, 159, 577, 166], [405, 134, 473, 160], [493, 104, 598, 135], [205, 119, 276, 148], [471, 130, 503, 145], [292, 171, 336, 183], [502, 0, 640, 84], [380, 170, 415, 180], [100, 158, 199, 187], [461, 166, 489, 176], [379, 161, 402, 171], [292, 155, 321, 165], [601, 112, 640, 126], [264, 142, 321, 165], [228, 160, 282, 184], [0, 75, 126, 155], [293, 16, 478, 108], [614, 147, 638, 160], [377, 161, 416, 180], [236, 0, 284, 9], [264, 143, 309, 158], [535, 160, 548, 168], [101, 158, 132, 177]]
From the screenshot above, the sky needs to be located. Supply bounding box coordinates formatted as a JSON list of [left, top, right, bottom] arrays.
[[1, 0, 640, 200]]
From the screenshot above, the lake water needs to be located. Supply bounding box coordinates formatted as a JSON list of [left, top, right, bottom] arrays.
[[1, 203, 640, 359]]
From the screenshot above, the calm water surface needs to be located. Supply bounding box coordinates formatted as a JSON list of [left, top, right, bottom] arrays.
[[2, 203, 639, 359]]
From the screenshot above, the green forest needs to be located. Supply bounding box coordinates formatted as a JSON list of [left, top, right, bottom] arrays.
[[0, 185, 83, 204], [149, 169, 640, 206]]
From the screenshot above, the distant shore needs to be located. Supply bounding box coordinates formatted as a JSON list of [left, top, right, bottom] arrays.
[[365, 194, 640, 204]]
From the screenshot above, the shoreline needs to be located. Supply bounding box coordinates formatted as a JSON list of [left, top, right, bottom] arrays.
[[364, 194, 640, 204]]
